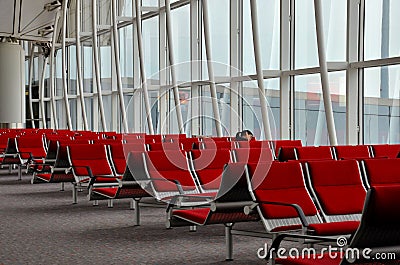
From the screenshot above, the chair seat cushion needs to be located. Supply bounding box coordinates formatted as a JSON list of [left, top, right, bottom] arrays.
[[308, 221, 359, 236], [172, 208, 211, 225], [92, 187, 118, 198]]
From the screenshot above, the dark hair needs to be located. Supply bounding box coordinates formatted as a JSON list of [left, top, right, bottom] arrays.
[[235, 130, 253, 141], [242, 130, 253, 137]]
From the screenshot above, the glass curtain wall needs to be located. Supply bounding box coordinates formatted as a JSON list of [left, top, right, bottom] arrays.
[[23, 0, 400, 145]]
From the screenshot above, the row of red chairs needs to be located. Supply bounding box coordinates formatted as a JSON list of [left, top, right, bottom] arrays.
[[278, 143, 400, 161], [3, 129, 400, 263], [166, 157, 400, 262]]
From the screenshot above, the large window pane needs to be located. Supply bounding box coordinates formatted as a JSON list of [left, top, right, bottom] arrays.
[[294, 72, 346, 145], [242, 79, 280, 140], [243, 0, 280, 75], [365, 0, 400, 60], [143, 16, 159, 81], [171, 5, 190, 82], [295, 0, 346, 69], [364, 65, 400, 144], [119, 25, 134, 88]]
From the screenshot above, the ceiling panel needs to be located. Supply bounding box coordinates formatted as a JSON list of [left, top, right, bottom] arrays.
[[0, 1, 16, 35]]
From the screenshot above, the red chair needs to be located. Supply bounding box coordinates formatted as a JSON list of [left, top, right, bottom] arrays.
[[233, 147, 273, 163], [147, 142, 182, 151], [143, 150, 198, 200], [67, 144, 119, 204], [271, 140, 302, 161], [89, 151, 152, 215], [274, 185, 400, 265], [334, 145, 371, 160], [305, 160, 366, 223], [370, 144, 400, 159], [245, 161, 359, 237], [362, 158, 400, 187], [189, 149, 233, 192], [2, 135, 47, 180], [166, 162, 259, 260], [295, 146, 334, 161]]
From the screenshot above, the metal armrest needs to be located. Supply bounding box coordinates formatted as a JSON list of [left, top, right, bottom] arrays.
[[166, 194, 214, 212], [244, 200, 309, 227]]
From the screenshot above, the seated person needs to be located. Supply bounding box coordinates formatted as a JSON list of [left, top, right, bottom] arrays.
[[235, 130, 254, 141]]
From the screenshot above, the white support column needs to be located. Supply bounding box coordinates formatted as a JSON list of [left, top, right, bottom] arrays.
[[313, 0, 337, 145], [280, 0, 292, 140], [201, 0, 223, 137], [159, 0, 168, 134], [346, 0, 361, 145], [230, 0, 241, 135], [92, 0, 108, 131], [132, 1, 142, 133], [165, 0, 184, 134], [39, 56, 48, 129], [61, 0, 73, 129], [27, 43, 35, 128], [75, 0, 89, 130], [189, 0, 200, 137], [111, 0, 129, 132], [249, 0, 272, 140], [134, 0, 154, 134], [49, 11, 60, 129]]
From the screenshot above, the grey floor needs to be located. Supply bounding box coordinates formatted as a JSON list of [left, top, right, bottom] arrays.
[[0, 170, 273, 265]]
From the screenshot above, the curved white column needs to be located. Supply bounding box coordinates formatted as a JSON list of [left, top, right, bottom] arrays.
[[314, 0, 338, 145], [91, 0, 108, 131], [61, 0, 73, 129], [134, 0, 154, 134], [201, 0, 223, 136], [111, 0, 128, 132], [39, 56, 48, 128], [49, 11, 60, 129], [75, 0, 89, 130], [249, 0, 273, 140], [164, 0, 184, 134], [27, 43, 35, 128]]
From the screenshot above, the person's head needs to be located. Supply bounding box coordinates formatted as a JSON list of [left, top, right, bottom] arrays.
[[235, 130, 254, 141], [241, 130, 254, 141]]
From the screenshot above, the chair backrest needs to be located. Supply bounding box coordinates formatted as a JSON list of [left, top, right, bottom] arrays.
[[362, 158, 400, 187], [67, 144, 114, 177], [201, 140, 236, 150], [0, 134, 12, 150], [143, 150, 197, 197], [214, 162, 253, 202], [233, 147, 273, 164], [295, 146, 334, 161], [16, 135, 47, 159], [1, 138, 20, 164], [143, 134, 163, 144], [125, 151, 148, 182], [348, 186, 400, 250], [306, 160, 366, 222], [122, 142, 148, 156], [163, 134, 186, 142], [107, 143, 127, 175], [370, 144, 400, 159], [190, 149, 232, 192], [247, 161, 320, 232], [334, 145, 371, 160], [235, 140, 270, 149], [147, 142, 182, 151], [271, 140, 302, 160], [45, 140, 59, 161], [179, 138, 200, 151]]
